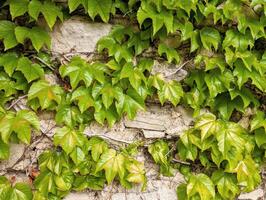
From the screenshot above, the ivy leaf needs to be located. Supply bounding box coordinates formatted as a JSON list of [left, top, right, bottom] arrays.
[[94, 105, 118, 127], [55, 101, 86, 128], [203, 55, 226, 72], [68, 0, 86, 12], [98, 37, 133, 63], [0, 72, 17, 97], [211, 170, 239, 199], [17, 57, 44, 83], [8, 0, 29, 20], [126, 159, 146, 186], [0, 110, 40, 144], [95, 149, 125, 184], [216, 122, 249, 169], [184, 88, 206, 117], [223, 29, 253, 51], [234, 156, 261, 192], [115, 88, 145, 119], [0, 138, 9, 160], [38, 150, 69, 175], [28, 0, 63, 29], [0, 52, 19, 76], [200, 27, 221, 50], [137, 1, 173, 35], [87, 137, 108, 162], [251, 111, 266, 132], [34, 170, 56, 195], [0, 176, 10, 197], [148, 140, 173, 176], [233, 61, 266, 92], [254, 129, 266, 148], [194, 113, 220, 141], [5, 182, 33, 200], [0, 20, 18, 50], [54, 169, 74, 191], [157, 80, 183, 106], [187, 173, 215, 200], [53, 126, 85, 154], [158, 43, 180, 63], [100, 84, 123, 109], [15, 26, 51, 51], [214, 94, 244, 120], [87, 0, 113, 23], [70, 146, 86, 165], [59, 57, 94, 89], [28, 80, 63, 110], [229, 88, 259, 108], [204, 69, 234, 98], [120, 63, 146, 91], [176, 0, 198, 14], [71, 86, 94, 113]]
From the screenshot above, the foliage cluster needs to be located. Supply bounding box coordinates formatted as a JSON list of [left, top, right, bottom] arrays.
[[0, 0, 265, 199]]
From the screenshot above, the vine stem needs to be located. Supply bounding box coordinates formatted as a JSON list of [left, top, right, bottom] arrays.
[[7, 95, 28, 110], [172, 158, 191, 166]]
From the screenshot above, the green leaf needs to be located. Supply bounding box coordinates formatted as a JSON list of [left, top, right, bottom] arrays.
[[115, 88, 145, 119], [0, 138, 9, 160], [34, 170, 56, 195], [0, 72, 17, 97], [212, 170, 239, 199], [137, 1, 173, 35], [126, 159, 146, 184], [233, 61, 266, 92], [223, 29, 253, 51], [54, 169, 74, 191], [204, 69, 234, 98], [59, 57, 94, 89], [9, 0, 29, 20], [120, 63, 146, 91], [28, 0, 63, 29], [15, 26, 51, 52], [87, 137, 108, 162], [71, 86, 94, 113], [55, 102, 86, 128], [53, 126, 85, 154], [176, 0, 198, 14], [68, 0, 86, 12], [6, 182, 33, 200], [0, 52, 19, 76], [216, 122, 250, 169], [251, 111, 266, 132], [214, 94, 244, 120], [234, 156, 261, 192], [157, 80, 183, 106], [158, 43, 180, 63], [200, 27, 221, 50], [0, 110, 39, 144], [87, 0, 113, 22], [94, 105, 118, 127], [28, 80, 63, 110], [95, 149, 125, 184], [17, 57, 44, 83], [148, 140, 173, 176], [254, 129, 266, 148], [0, 21, 18, 50], [38, 150, 69, 175], [194, 113, 220, 141], [187, 173, 215, 200]]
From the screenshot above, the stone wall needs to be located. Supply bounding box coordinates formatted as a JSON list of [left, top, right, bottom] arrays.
[[0, 16, 264, 200]]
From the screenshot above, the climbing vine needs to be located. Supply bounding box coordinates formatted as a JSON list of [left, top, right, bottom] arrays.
[[0, 0, 265, 199]]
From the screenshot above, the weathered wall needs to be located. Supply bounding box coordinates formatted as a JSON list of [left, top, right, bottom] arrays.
[[0, 16, 264, 200]]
